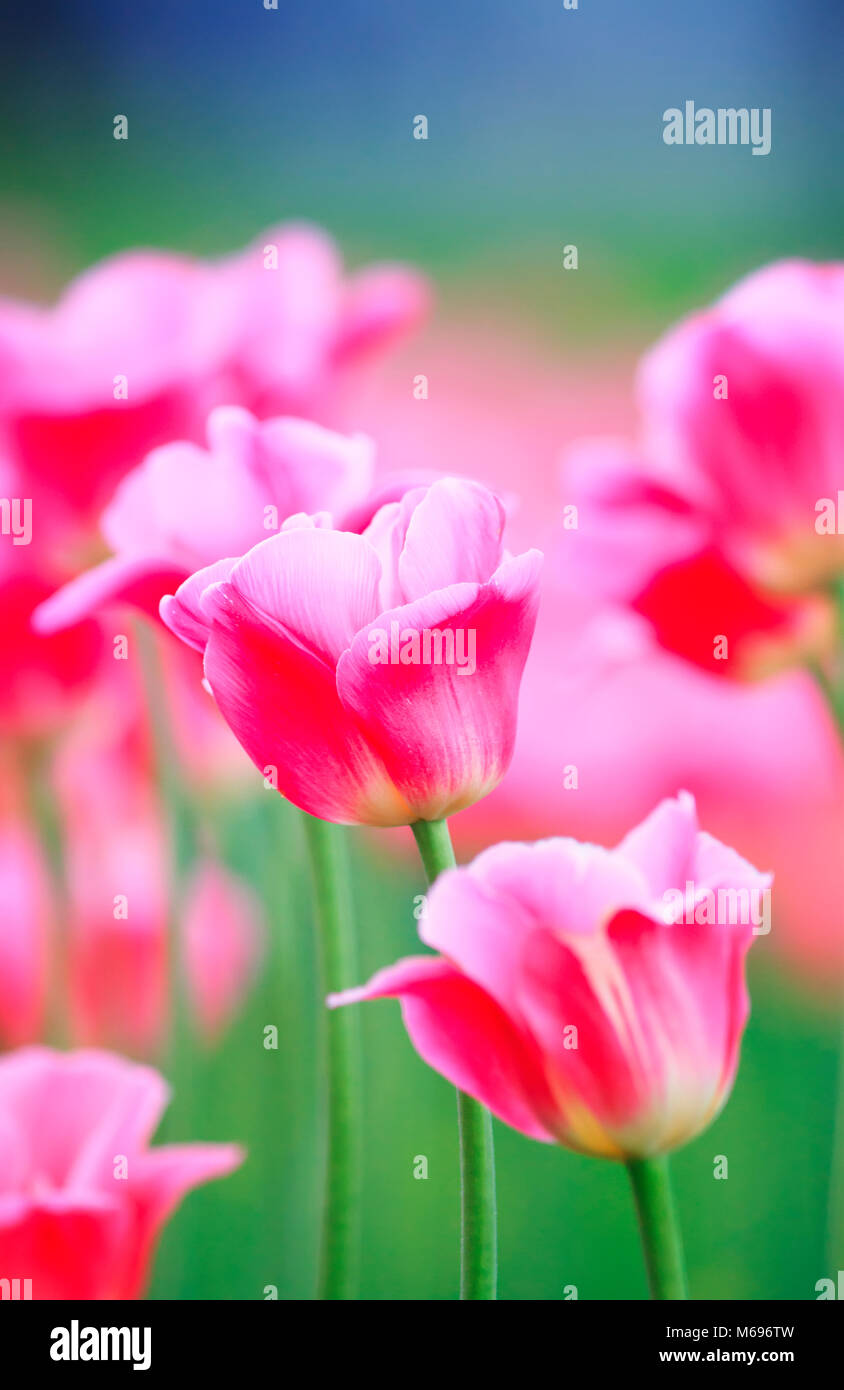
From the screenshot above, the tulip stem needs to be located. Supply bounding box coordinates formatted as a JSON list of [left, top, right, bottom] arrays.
[[412, 817, 498, 1300], [302, 813, 362, 1301], [626, 1156, 689, 1300]]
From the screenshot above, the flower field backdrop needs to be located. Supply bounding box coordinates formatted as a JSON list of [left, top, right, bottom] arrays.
[[0, 0, 842, 1302]]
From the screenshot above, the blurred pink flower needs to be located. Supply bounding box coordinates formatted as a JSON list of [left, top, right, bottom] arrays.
[[54, 732, 260, 1051], [0, 821, 51, 1047], [0, 557, 103, 738], [183, 859, 263, 1042], [34, 408, 377, 633], [0, 222, 428, 532], [560, 261, 844, 677], [55, 740, 170, 1055], [161, 479, 542, 825], [333, 794, 768, 1159], [0, 1047, 243, 1298]]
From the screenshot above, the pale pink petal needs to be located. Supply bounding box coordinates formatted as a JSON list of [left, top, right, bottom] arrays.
[[398, 478, 506, 602], [361, 490, 425, 611], [33, 554, 188, 633], [616, 792, 700, 897], [225, 527, 382, 665], [690, 831, 773, 899], [0, 1048, 168, 1190], [160, 556, 240, 652], [421, 840, 650, 1018], [253, 416, 375, 520]]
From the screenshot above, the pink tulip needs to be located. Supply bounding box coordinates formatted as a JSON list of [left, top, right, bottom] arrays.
[[34, 407, 378, 633], [160, 478, 542, 826], [560, 261, 844, 677], [332, 794, 769, 1158], [0, 822, 51, 1047], [0, 1047, 243, 1298], [183, 859, 263, 1042], [1, 223, 428, 531]]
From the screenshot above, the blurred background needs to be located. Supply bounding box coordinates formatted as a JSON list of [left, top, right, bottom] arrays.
[[1, 0, 842, 1298]]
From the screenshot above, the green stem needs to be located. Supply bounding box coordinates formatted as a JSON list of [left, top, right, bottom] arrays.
[[411, 818, 498, 1300], [301, 813, 362, 1301], [626, 1156, 689, 1300]]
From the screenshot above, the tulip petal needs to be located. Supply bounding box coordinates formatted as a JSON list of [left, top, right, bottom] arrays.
[[336, 549, 542, 820], [253, 416, 375, 521], [160, 556, 240, 652], [0, 1048, 168, 1191], [201, 584, 411, 824], [616, 791, 699, 897], [605, 908, 753, 1150], [330, 955, 555, 1141], [120, 1142, 244, 1297], [226, 527, 381, 665], [0, 1198, 129, 1300], [34, 554, 188, 634], [398, 477, 506, 602], [517, 928, 654, 1155], [421, 839, 650, 1019]]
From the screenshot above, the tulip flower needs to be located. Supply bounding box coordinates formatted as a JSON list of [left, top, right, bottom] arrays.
[[331, 793, 770, 1297], [159, 474, 541, 1298], [561, 261, 844, 680], [0, 222, 428, 532], [159, 477, 543, 827], [0, 1047, 243, 1299]]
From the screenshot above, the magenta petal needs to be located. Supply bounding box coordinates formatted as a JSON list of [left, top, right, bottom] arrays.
[[202, 585, 410, 824], [336, 549, 542, 820], [517, 927, 656, 1155], [605, 908, 753, 1151], [330, 955, 555, 1142]]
